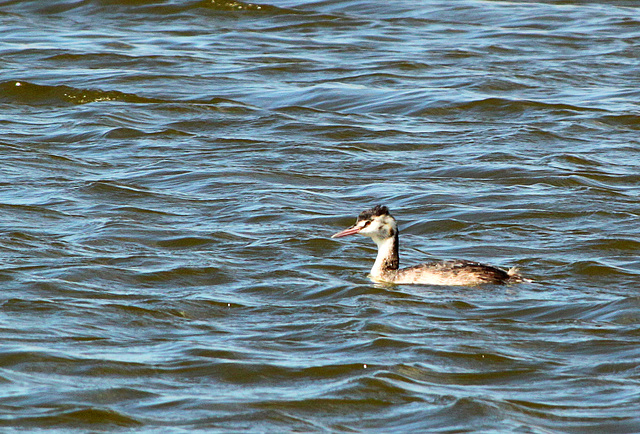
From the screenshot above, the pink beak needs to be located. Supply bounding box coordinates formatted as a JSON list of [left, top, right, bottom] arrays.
[[331, 225, 362, 238]]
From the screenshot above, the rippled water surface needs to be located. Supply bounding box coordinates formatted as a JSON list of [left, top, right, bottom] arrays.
[[2, 0, 640, 432]]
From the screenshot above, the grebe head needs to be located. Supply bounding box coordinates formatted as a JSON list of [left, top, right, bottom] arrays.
[[332, 205, 397, 245]]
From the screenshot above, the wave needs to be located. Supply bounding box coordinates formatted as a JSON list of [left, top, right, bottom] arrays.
[[413, 97, 604, 118], [0, 79, 610, 124], [0, 407, 142, 429], [0, 80, 250, 108], [197, 0, 290, 14], [0, 80, 164, 106], [596, 114, 640, 129], [0, 0, 292, 16]]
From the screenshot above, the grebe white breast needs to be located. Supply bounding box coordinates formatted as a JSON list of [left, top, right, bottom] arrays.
[[332, 205, 527, 286]]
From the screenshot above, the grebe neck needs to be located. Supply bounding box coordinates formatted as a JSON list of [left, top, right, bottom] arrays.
[[370, 231, 399, 280]]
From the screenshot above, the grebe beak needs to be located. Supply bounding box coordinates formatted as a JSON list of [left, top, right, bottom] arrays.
[[331, 224, 363, 238]]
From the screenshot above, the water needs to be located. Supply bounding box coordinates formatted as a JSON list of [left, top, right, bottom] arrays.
[[1, 0, 640, 431]]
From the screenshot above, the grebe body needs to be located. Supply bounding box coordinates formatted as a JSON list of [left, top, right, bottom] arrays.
[[332, 205, 526, 286]]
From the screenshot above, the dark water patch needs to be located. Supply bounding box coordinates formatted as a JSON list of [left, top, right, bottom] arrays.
[[0, 80, 259, 113], [162, 360, 372, 385], [156, 236, 215, 249], [543, 152, 616, 174], [571, 260, 633, 277], [1, 0, 282, 17], [0, 407, 143, 429], [78, 180, 160, 201], [197, 0, 295, 15], [44, 51, 190, 71], [463, 76, 536, 92], [0, 81, 165, 106], [254, 390, 410, 420], [103, 126, 193, 139], [597, 113, 640, 130], [352, 336, 417, 353], [104, 127, 149, 139], [583, 237, 640, 252], [0, 0, 90, 15], [415, 97, 604, 118], [0, 298, 76, 316], [0, 349, 87, 373]]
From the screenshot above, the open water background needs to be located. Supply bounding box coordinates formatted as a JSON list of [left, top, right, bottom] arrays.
[[1, 0, 640, 432]]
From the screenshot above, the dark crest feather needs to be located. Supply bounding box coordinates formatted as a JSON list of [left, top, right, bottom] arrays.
[[357, 205, 390, 222]]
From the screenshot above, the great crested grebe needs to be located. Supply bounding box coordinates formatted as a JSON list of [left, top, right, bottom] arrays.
[[332, 205, 527, 286]]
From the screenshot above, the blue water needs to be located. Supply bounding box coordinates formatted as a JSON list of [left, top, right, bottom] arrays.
[[1, 0, 640, 432]]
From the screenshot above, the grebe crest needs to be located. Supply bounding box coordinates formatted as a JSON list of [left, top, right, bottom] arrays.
[[332, 205, 528, 286]]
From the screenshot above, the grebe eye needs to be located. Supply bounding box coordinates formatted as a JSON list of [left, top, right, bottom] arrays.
[[357, 219, 371, 228]]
